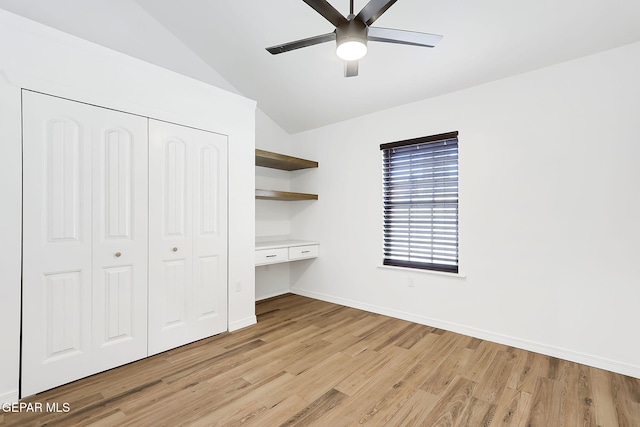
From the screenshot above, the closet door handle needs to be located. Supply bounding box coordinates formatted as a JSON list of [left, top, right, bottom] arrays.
[[115, 252, 122, 257], [172, 247, 178, 252]]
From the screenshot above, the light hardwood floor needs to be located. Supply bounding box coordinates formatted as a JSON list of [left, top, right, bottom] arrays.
[[2, 294, 639, 426]]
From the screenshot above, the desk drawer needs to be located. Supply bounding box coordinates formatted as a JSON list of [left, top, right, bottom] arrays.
[[289, 244, 318, 260], [255, 248, 289, 265]]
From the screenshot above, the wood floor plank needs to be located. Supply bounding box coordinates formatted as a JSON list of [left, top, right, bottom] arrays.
[[610, 370, 640, 427], [575, 364, 598, 427], [355, 336, 461, 425], [286, 351, 357, 402], [625, 374, 640, 404], [317, 360, 409, 427], [381, 388, 439, 427], [383, 332, 441, 372], [243, 371, 299, 410], [420, 345, 473, 396], [333, 349, 392, 396], [455, 396, 496, 427], [505, 348, 540, 394], [284, 337, 356, 377], [491, 389, 533, 427], [395, 322, 435, 349], [371, 319, 422, 352], [417, 331, 466, 369], [4, 293, 640, 427], [279, 388, 347, 427], [241, 394, 308, 427], [119, 381, 219, 427], [460, 339, 501, 383], [188, 398, 266, 427], [412, 376, 477, 427], [69, 409, 127, 427], [526, 376, 565, 427], [355, 362, 437, 425], [473, 350, 518, 404], [591, 367, 622, 427], [240, 338, 330, 383]]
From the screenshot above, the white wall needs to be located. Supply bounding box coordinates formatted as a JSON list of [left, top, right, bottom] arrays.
[[289, 41, 640, 378], [0, 9, 256, 402]]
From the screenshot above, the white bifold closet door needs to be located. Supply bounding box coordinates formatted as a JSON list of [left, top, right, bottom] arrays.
[[148, 119, 228, 355], [21, 91, 148, 396]]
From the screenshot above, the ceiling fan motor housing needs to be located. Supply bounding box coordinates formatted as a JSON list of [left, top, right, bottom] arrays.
[[336, 19, 368, 60]]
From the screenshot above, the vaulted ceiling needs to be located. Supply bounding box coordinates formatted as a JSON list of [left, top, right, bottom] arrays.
[[2, 0, 640, 133]]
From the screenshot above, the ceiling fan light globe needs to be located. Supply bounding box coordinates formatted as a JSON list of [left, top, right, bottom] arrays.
[[336, 40, 367, 61]]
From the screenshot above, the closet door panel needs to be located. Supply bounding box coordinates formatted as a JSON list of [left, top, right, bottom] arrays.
[[149, 123, 192, 354], [148, 120, 227, 355], [163, 138, 189, 237], [103, 129, 133, 238], [43, 271, 85, 359], [91, 109, 148, 369], [193, 137, 228, 328], [195, 256, 220, 318], [45, 118, 84, 243], [160, 258, 189, 326], [22, 92, 94, 396], [103, 266, 134, 341]]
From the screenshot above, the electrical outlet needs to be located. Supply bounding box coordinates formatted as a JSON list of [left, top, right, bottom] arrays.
[[235, 281, 242, 292]]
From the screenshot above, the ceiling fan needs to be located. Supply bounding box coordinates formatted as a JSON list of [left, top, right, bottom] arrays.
[[266, 0, 443, 77]]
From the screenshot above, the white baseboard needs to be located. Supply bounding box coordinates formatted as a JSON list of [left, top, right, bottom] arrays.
[[228, 315, 257, 332], [256, 290, 290, 301], [291, 288, 640, 379], [0, 390, 18, 404]]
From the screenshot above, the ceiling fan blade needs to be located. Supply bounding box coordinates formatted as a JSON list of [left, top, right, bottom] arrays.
[[355, 0, 398, 26], [368, 27, 443, 47], [302, 0, 348, 27], [266, 32, 336, 55], [345, 60, 359, 77]]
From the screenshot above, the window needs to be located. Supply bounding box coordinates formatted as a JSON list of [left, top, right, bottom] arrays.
[[381, 131, 459, 273]]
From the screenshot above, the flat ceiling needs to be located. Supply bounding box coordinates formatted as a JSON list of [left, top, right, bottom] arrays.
[[2, 0, 640, 134]]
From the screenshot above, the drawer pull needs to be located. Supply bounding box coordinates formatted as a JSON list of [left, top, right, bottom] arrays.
[[266, 255, 277, 258], [301, 250, 311, 254]]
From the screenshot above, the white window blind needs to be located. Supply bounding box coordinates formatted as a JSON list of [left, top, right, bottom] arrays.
[[381, 132, 459, 273]]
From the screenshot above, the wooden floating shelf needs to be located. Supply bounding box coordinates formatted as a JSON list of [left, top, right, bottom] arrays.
[[255, 189, 318, 201], [255, 149, 318, 171]]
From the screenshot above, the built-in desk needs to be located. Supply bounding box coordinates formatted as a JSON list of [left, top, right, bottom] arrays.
[[255, 240, 319, 266]]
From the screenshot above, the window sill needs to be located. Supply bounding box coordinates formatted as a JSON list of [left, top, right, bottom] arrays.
[[377, 265, 467, 279]]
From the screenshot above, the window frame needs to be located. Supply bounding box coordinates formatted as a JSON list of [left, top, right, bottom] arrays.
[[380, 131, 459, 273]]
